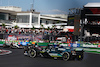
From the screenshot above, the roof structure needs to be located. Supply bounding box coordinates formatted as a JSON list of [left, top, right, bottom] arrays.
[[0, 9, 40, 15], [84, 3, 100, 7], [0, 9, 17, 15], [17, 11, 40, 14], [40, 15, 67, 21]]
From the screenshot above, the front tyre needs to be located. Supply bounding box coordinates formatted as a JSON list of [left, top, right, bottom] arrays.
[[28, 49, 36, 58], [62, 52, 70, 61]]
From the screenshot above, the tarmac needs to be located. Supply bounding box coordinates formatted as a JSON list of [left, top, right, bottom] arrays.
[[0, 47, 100, 67]]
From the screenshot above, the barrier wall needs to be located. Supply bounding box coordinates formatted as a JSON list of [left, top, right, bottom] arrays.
[[0, 40, 100, 48]]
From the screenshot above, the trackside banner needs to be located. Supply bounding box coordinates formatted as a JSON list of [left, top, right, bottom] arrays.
[[59, 43, 100, 48], [0, 40, 100, 48]]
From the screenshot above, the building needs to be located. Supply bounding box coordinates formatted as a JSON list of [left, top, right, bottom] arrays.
[[0, 6, 40, 28], [0, 6, 67, 29], [16, 11, 40, 28], [42, 14, 67, 19], [0, 6, 22, 12], [0, 9, 17, 26], [40, 15, 67, 29], [67, 8, 81, 41], [80, 3, 100, 42]]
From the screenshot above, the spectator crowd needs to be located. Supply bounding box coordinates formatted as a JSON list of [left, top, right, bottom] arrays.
[[0, 27, 62, 36]]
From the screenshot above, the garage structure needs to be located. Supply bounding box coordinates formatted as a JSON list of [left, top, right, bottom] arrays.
[[80, 3, 100, 42]]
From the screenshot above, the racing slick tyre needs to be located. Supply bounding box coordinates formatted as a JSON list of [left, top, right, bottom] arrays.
[[10, 43, 13, 48], [62, 52, 70, 61], [3, 43, 9, 48], [76, 53, 83, 60], [3, 43, 6, 48], [28, 49, 36, 58]]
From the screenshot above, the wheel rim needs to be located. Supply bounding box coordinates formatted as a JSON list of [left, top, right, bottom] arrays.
[[31, 51, 34, 56], [79, 55, 81, 58], [63, 54, 68, 59], [29, 49, 36, 58], [63, 53, 70, 61], [77, 55, 83, 60]]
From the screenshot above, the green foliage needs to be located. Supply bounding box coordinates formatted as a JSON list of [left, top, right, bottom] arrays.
[[14, 25, 19, 29], [41, 24, 44, 28], [52, 25, 56, 29], [2, 23, 6, 28], [57, 20, 60, 23], [60, 25, 64, 29], [41, 24, 45, 29], [31, 26, 35, 30], [47, 27, 50, 30]]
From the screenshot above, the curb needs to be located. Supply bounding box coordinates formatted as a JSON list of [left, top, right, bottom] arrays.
[[83, 48, 100, 54]]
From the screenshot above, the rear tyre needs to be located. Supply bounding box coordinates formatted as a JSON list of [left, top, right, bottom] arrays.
[[10, 43, 13, 48], [28, 49, 36, 58], [76, 53, 83, 60], [3, 43, 6, 48], [62, 52, 70, 61]]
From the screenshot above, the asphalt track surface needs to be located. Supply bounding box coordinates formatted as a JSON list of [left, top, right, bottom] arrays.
[[0, 47, 100, 67]]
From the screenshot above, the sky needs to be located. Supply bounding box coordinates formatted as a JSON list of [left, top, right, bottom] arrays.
[[0, 0, 100, 14]]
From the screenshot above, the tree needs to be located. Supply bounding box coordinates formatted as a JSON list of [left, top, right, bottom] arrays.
[[41, 24, 43, 28], [60, 25, 64, 29], [31, 26, 35, 30], [57, 20, 60, 24], [14, 25, 19, 29], [2, 23, 6, 28], [47, 27, 50, 30], [41, 24, 45, 29], [52, 25, 56, 29]]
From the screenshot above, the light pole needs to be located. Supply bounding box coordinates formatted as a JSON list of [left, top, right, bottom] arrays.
[[31, 0, 34, 11]]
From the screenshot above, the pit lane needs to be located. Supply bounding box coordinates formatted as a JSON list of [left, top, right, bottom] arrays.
[[0, 47, 100, 67]]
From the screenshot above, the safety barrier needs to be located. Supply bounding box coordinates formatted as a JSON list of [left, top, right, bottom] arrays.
[[0, 40, 100, 48]]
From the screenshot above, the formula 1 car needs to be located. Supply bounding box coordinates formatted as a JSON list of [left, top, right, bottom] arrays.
[[3, 42, 20, 48], [3, 41, 29, 49], [24, 43, 84, 61]]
